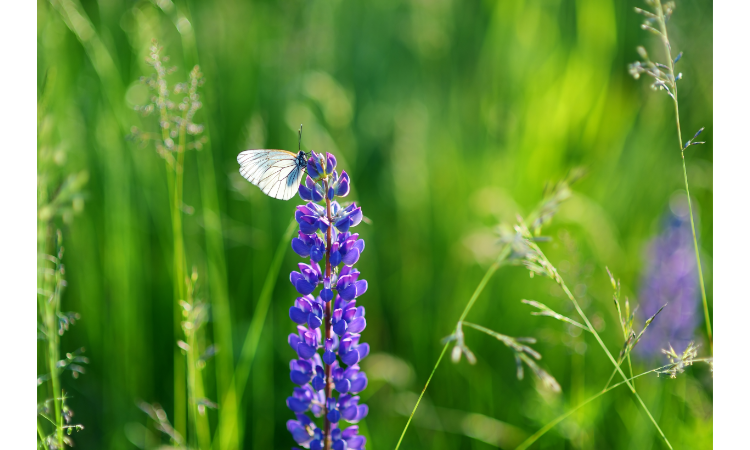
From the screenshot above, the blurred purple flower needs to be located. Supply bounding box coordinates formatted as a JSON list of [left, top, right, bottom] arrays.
[[636, 197, 700, 358]]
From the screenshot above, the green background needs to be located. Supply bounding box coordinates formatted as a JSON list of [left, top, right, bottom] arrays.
[[37, 0, 713, 448]]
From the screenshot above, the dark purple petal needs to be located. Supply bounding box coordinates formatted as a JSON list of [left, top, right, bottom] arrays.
[[340, 349, 360, 366], [287, 397, 310, 412], [297, 342, 317, 359], [292, 238, 311, 257], [333, 319, 348, 336], [298, 184, 313, 201], [332, 440, 346, 450], [310, 440, 323, 450], [335, 379, 351, 394], [312, 375, 326, 391], [289, 334, 301, 351], [327, 409, 341, 423], [328, 186, 335, 200], [289, 307, 308, 324], [323, 349, 337, 365], [310, 184, 324, 203], [339, 284, 357, 301], [307, 313, 323, 329], [291, 370, 313, 385], [321, 288, 334, 302], [307, 162, 319, 179], [299, 220, 319, 235], [347, 317, 366, 334], [311, 244, 325, 263], [294, 279, 316, 295], [335, 216, 351, 233]]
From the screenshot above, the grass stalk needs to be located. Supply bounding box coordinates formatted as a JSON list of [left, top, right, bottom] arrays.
[[653, 0, 712, 353], [515, 358, 711, 450], [522, 230, 672, 448], [395, 248, 509, 449]]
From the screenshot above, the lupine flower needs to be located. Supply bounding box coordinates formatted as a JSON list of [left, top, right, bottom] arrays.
[[636, 201, 699, 358], [285, 151, 368, 449]]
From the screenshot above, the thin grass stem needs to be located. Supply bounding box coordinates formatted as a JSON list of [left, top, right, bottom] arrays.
[[653, 0, 712, 353], [394, 342, 450, 450], [515, 358, 711, 450]]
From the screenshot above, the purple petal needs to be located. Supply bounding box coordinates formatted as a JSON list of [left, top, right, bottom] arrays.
[[333, 319, 348, 336], [335, 216, 351, 233], [323, 349, 337, 365], [347, 317, 366, 334], [349, 208, 363, 227], [289, 307, 308, 324], [312, 375, 326, 391], [354, 280, 368, 297], [339, 284, 357, 301], [298, 184, 313, 201], [350, 373, 368, 393], [321, 288, 334, 302], [342, 248, 360, 266], [291, 370, 313, 385], [286, 397, 310, 412], [297, 342, 317, 359], [357, 343, 370, 361], [327, 409, 341, 423], [307, 162, 319, 179], [326, 153, 337, 173], [342, 426, 359, 440], [356, 404, 368, 421], [307, 313, 323, 329], [335, 379, 351, 394], [295, 279, 316, 295], [341, 404, 358, 421], [340, 349, 360, 366]]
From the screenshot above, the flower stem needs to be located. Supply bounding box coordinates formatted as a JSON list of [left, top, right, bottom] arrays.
[[654, 0, 712, 353], [323, 179, 333, 450]]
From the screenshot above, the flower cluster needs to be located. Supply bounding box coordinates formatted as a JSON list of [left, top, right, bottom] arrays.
[[286, 151, 368, 450], [636, 199, 699, 358]]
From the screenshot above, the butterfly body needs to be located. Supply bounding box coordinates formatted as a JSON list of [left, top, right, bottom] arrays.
[[237, 149, 308, 200]]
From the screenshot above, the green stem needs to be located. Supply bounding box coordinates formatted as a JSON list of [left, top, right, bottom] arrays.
[[525, 233, 672, 448], [394, 342, 450, 450], [38, 418, 50, 450], [514, 359, 709, 450], [654, 0, 712, 353], [395, 247, 510, 449]]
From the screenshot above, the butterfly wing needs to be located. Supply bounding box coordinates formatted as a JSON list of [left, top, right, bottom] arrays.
[[237, 149, 305, 201]]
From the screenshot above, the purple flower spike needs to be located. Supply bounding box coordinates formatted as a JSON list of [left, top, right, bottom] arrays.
[[284, 152, 369, 447]]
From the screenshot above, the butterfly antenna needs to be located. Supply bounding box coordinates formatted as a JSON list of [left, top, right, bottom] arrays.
[[298, 124, 303, 151]]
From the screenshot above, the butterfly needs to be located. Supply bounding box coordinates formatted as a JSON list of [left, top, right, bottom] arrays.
[[237, 127, 309, 201]]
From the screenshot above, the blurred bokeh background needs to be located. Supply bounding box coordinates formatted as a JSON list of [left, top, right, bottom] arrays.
[[37, 0, 713, 448]]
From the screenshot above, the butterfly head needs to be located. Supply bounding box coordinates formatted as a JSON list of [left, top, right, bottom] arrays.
[[297, 150, 308, 169]]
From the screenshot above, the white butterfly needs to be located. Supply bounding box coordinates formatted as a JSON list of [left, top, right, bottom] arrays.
[[236, 149, 308, 200]]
